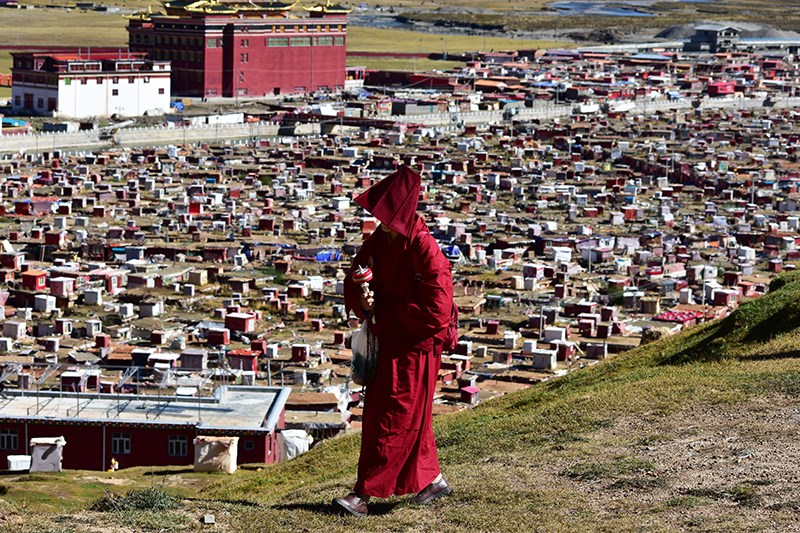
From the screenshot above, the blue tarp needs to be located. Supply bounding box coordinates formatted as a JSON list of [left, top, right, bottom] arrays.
[[443, 245, 462, 257], [315, 250, 342, 262], [1, 118, 27, 127]]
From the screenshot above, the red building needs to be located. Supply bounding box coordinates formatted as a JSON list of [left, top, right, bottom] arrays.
[[707, 80, 736, 96], [225, 312, 256, 333], [21, 269, 47, 292], [227, 349, 259, 372], [127, 0, 350, 98], [0, 385, 291, 471]]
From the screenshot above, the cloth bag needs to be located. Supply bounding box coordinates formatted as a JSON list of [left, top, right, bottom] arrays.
[[350, 321, 379, 386]]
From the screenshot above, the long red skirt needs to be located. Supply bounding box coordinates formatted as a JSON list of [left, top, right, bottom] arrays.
[[354, 349, 441, 498]]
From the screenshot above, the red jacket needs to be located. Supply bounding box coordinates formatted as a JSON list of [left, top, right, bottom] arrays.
[[344, 215, 453, 354]]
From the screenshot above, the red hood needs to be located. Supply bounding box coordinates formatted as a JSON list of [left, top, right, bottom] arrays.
[[354, 166, 421, 239]]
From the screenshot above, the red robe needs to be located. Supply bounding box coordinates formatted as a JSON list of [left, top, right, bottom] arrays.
[[345, 215, 454, 498]]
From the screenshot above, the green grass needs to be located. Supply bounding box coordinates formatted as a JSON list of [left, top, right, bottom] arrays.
[[561, 456, 655, 482], [1, 51, 11, 100], [0, 51, 10, 73], [0, 8, 128, 47], [0, 467, 218, 513]]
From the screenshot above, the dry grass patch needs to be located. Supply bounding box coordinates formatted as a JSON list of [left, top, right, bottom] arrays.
[[0, 8, 128, 47], [347, 26, 565, 53]]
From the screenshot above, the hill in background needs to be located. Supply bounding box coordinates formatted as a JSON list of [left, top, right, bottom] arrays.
[[4, 272, 800, 531]]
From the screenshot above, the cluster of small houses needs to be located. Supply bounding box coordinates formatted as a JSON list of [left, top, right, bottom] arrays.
[[2, 28, 800, 472], [341, 24, 800, 121]]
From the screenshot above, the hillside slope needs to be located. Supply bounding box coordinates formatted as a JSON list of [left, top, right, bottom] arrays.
[[4, 272, 800, 532], [196, 271, 800, 532]]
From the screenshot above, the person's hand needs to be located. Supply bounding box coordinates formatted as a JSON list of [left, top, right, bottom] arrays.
[[360, 290, 374, 313]]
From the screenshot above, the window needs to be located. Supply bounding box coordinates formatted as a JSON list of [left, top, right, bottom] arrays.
[[64, 77, 71, 85], [97, 77, 103, 84], [48, 98, 56, 112], [37, 97, 43, 109], [112, 77, 119, 84], [112, 433, 131, 454], [168, 435, 188, 457], [243, 440, 255, 451], [206, 38, 217, 48], [240, 52, 249, 63], [290, 37, 311, 47], [143, 76, 150, 83], [80, 78, 87, 85], [315, 36, 333, 46], [241, 38, 249, 47], [267, 37, 288, 47], [335, 36, 345, 46], [158, 88, 165, 95], [112, 89, 119, 96], [0, 429, 17, 450], [128, 76, 135, 83]]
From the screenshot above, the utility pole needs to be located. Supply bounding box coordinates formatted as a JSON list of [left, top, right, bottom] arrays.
[[539, 306, 544, 341]]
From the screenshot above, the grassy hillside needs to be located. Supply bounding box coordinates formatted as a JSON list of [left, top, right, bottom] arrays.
[[4, 272, 800, 531]]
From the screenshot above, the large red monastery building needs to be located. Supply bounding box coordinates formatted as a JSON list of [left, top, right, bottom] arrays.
[[127, 0, 350, 98]]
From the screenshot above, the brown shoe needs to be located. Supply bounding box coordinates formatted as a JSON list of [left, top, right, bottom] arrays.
[[332, 492, 369, 518], [412, 476, 452, 505]]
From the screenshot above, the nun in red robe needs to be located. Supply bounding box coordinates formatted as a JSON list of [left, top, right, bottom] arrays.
[[333, 166, 454, 517]]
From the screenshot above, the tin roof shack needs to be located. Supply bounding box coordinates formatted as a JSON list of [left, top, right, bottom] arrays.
[[0, 385, 290, 470], [225, 312, 256, 334], [21, 270, 47, 292]]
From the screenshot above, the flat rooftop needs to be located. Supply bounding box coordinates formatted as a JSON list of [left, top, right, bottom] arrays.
[[0, 385, 291, 432]]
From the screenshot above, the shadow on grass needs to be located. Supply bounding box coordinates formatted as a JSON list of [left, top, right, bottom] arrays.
[[144, 469, 195, 476], [273, 501, 400, 516], [182, 496, 261, 508], [744, 350, 800, 361]]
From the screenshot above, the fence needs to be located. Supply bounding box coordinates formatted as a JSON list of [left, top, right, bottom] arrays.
[[3, 94, 800, 154], [0, 121, 281, 155]]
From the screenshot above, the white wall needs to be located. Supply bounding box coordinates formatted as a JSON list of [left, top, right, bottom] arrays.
[[11, 84, 57, 116], [12, 65, 171, 119], [57, 72, 171, 118]]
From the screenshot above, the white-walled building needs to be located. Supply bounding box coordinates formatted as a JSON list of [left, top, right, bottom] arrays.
[[11, 51, 171, 118]]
